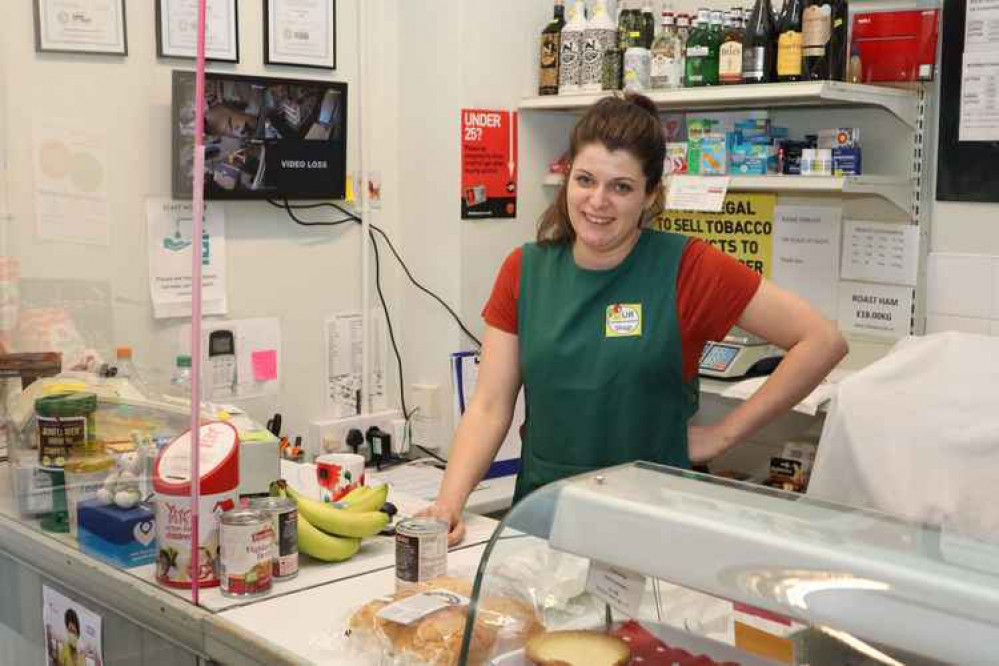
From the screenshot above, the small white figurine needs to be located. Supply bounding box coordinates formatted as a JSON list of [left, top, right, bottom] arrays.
[[97, 451, 144, 509]]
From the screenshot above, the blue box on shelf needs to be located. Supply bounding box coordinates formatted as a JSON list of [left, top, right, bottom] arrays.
[[77, 498, 156, 568], [832, 147, 863, 176]]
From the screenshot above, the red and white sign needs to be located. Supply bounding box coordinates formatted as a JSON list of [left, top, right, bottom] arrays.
[[461, 109, 517, 219]]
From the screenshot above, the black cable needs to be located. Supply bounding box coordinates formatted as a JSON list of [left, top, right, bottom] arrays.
[[415, 444, 447, 465], [367, 225, 482, 347], [265, 198, 358, 226], [369, 228, 410, 421]]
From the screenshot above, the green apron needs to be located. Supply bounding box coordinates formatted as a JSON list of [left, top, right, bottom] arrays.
[[514, 229, 696, 502]]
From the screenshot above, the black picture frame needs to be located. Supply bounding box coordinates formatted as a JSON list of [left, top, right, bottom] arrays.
[[936, 0, 999, 202], [155, 0, 240, 63], [264, 0, 337, 69], [33, 0, 128, 56]]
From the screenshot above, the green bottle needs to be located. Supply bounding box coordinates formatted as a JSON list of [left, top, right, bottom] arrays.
[[684, 9, 720, 88]]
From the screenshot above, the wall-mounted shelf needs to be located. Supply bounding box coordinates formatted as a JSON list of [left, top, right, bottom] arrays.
[[542, 173, 914, 216], [520, 81, 919, 129]]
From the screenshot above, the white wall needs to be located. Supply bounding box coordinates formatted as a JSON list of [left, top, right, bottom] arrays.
[[2, 1, 378, 439]]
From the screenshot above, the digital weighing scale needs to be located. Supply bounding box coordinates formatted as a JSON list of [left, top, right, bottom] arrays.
[[698, 329, 784, 379]]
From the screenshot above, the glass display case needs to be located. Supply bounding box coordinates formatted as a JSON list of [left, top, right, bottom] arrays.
[[460, 462, 999, 665]]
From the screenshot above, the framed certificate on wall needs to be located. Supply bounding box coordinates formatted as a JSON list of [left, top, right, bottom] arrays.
[[33, 0, 128, 56], [264, 0, 337, 69], [156, 0, 239, 63]]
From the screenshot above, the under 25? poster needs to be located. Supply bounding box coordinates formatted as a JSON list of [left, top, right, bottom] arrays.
[[461, 109, 518, 219]]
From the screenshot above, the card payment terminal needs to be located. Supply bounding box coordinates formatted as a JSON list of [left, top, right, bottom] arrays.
[[699, 329, 783, 379]]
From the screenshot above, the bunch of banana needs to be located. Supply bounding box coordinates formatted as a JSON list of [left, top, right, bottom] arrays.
[[270, 480, 391, 563]]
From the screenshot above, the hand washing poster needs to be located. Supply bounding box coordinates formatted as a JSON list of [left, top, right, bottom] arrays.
[[461, 109, 518, 220]]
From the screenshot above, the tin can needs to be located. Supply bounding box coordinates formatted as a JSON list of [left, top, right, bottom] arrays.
[[395, 517, 448, 589], [248, 496, 299, 580], [219, 509, 274, 598]]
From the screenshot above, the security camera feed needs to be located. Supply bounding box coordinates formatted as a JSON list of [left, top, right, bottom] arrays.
[[172, 71, 347, 200]]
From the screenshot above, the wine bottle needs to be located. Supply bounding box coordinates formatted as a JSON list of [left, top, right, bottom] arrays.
[[830, 0, 849, 80], [538, 0, 567, 95], [741, 0, 776, 84], [776, 0, 804, 82], [802, 0, 832, 80]]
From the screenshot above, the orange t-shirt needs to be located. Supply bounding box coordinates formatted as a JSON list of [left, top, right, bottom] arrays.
[[482, 237, 763, 381]]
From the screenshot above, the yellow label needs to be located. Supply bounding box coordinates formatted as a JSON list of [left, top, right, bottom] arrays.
[[605, 303, 643, 337], [777, 31, 803, 76], [653, 193, 776, 278]]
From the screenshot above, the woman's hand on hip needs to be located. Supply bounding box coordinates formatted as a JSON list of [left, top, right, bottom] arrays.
[[416, 501, 466, 547], [687, 424, 734, 465]]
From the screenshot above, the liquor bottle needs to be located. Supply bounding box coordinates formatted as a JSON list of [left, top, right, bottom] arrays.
[[538, 0, 567, 95], [776, 0, 804, 82], [830, 0, 849, 80], [558, 0, 587, 94], [707, 10, 724, 85], [623, 10, 652, 91], [684, 10, 712, 87], [719, 11, 744, 84], [802, 0, 832, 80], [676, 13, 692, 44], [582, 0, 617, 91], [651, 11, 684, 89], [845, 42, 862, 83], [741, 0, 776, 83], [641, 0, 657, 48]]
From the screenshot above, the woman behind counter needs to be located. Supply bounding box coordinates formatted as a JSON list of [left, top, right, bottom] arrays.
[[426, 93, 847, 545]]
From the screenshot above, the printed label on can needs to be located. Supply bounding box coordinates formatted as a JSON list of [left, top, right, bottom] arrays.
[[395, 519, 448, 588], [220, 516, 274, 597], [248, 498, 299, 579], [155, 490, 237, 588], [37, 416, 86, 468]]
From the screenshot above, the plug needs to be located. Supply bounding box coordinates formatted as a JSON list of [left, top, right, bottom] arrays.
[[365, 426, 392, 467], [346, 428, 365, 455]]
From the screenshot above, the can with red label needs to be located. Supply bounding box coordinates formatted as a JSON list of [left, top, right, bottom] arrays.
[[219, 508, 274, 598], [247, 496, 298, 580]]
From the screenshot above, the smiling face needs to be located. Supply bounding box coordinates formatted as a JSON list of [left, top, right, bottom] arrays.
[[567, 142, 656, 269]]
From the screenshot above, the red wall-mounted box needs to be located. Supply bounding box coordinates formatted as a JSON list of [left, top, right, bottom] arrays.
[[851, 9, 940, 82]]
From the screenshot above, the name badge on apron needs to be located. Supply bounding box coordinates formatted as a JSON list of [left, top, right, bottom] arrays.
[[605, 304, 642, 338]]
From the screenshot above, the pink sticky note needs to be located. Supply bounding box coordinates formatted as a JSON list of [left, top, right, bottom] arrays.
[[251, 350, 278, 381]]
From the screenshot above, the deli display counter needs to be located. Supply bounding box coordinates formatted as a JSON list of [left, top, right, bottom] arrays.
[[455, 462, 999, 665]]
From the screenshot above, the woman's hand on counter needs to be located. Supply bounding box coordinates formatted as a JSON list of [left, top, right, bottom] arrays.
[[417, 501, 466, 547], [687, 424, 735, 465]]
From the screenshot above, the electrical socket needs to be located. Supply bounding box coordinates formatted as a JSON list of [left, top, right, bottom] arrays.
[[308, 410, 402, 459]]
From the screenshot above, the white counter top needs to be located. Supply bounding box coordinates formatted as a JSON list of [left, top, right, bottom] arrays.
[[219, 544, 491, 664]]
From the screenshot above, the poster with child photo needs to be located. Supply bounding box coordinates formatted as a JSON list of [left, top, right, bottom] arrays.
[[42, 585, 103, 666]]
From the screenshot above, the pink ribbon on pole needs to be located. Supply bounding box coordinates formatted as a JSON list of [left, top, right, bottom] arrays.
[[189, 0, 208, 606]]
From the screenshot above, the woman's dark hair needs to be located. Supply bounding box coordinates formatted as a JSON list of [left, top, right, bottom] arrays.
[[64, 608, 80, 634], [537, 93, 665, 244]]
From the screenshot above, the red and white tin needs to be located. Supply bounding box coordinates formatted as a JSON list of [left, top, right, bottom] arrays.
[[219, 508, 274, 598], [154, 422, 240, 589]]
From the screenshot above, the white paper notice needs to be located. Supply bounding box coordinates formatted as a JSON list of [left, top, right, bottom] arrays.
[[837, 281, 914, 339], [585, 561, 647, 618], [324, 312, 386, 417], [33, 122, 110, 245], [841, 220, 919, 286], [966, 0, 999, 51], [959, 50, 999, 142], [146, 198, 228, 319], [665, 175, 730, 212], [773, 206, 842, 319]]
